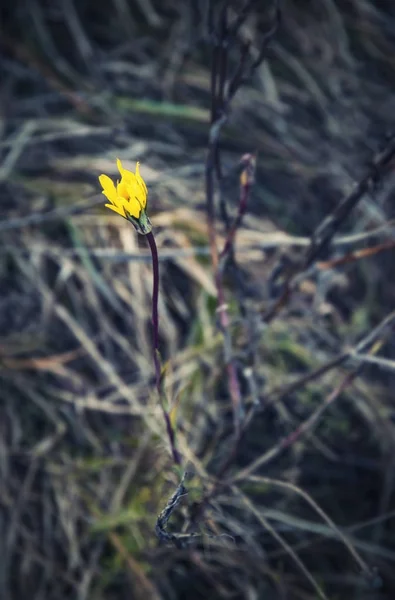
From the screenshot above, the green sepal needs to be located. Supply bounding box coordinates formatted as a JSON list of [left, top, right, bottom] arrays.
[[127, 208, 152, 235]]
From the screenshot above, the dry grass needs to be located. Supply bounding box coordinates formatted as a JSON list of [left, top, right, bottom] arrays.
[[1, 1, 395, 598]]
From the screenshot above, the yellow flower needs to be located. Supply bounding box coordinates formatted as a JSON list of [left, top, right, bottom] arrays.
[[99, 158, 152, 234]]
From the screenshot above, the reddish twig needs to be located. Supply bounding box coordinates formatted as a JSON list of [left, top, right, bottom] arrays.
[[317, 239, 395, 270]]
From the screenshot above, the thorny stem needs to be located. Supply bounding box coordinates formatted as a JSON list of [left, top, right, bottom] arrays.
[[205, 1, 279, 436], [206, 146, 243, 435], [206, 109, 243, 433], [216, 154, 257, 436], [206, 41, 242, 428], [146, 231, 181, 466]]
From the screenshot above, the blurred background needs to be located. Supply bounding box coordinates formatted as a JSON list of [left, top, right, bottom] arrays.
[[1, 0, 395, 598]]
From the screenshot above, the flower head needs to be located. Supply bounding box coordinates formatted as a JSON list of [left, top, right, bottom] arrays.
[[99, 159, 152, 234]]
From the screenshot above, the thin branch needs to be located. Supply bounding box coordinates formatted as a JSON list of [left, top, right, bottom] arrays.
[[206, 0, 279, 435], [263, 134, 395, 323], [305, 134, 395, 267], [232, 367, 361, 482], [235, 489, 329, 600], [243, 474, 372, 577], [317, 239, 395, 270]]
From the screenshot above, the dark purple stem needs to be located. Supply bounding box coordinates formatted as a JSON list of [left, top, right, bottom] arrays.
[[146, 231, 181, 466], [146, 231, 161, 389]]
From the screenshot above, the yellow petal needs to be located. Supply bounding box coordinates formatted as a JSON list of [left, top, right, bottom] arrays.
[[104, 203, 127, 218], [116, 158, 136, 183], [135, 162, 148, 196], [99, 174, 117, 204], [116, 179, 129, 200], [101, 160, 148, 223], [124, 196, 142, 219], [125, 180, 146, 211], [116, 158, 125, 177], [137, 185, 147, 209]]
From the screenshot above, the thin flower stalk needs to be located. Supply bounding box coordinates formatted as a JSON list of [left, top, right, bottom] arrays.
[[99, 159, 180, 465], [146, 230, 181, 466]]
